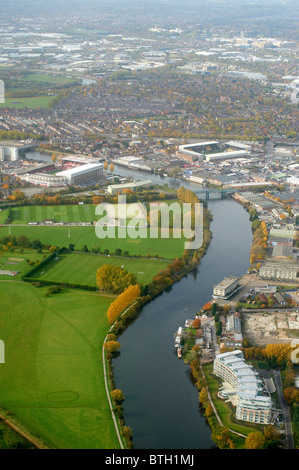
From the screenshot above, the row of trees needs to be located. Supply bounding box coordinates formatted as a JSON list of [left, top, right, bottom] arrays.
[[243, 343, 293, 367], [245, 427, 280, 449], [177, 186, 200, 205], [107, 284, 141, 325], [0, 234, 51, 251], [249, 219, 268, 265]]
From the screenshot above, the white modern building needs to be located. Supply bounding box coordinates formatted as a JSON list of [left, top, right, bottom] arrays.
[[213, 276, 240, 299], [213, 350, 273, 425]]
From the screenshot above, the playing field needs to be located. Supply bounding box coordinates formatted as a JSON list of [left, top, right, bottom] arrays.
[[22, 73, 76, 86], [6, 204, 97, 224], [0, 209, 9, 225], [0, 282, 120, 449], [0, 249, 46, 280], [30, 252, 169, 286], [0, 96, 55, 109], [0, 225, 185, 259]]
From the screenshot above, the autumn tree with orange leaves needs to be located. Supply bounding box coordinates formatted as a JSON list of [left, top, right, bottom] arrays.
[[107, 284, 141, 324]]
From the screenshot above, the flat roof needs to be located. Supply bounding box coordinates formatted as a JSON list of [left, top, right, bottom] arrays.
[[181, 141, 219, 149], [214, 276, 239, 289], [58, 163, 103, 177], [108, 179, 152, 189]]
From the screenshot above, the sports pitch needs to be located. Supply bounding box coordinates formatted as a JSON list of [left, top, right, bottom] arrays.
[[0, 225, 185, 259], [3, 204, 97, 225], [31, 252, 169, 286]]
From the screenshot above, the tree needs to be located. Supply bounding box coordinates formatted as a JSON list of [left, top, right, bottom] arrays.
[[17, 235, 31, 248], [211, 425, 234, 449], [216, 321, 222, 336], [211, 303, 217, 316], [97, 264, 138, 294], [192, 318, 201, 329], [203, 302, 212, 311], [111, 389, 124, 403], [205, 404, 214, 418], [263, 425, 279, 444], [121, 426, 133, 441], [107, 284, 141, 324], [104, 341, 121, 353], [103, 161, 108, 170], [109, 162, 114, 172], [284, 387, 299, 405], [32, 239, 42, 250], [199, 387, 208, 406], [245, 432, 265, 449]]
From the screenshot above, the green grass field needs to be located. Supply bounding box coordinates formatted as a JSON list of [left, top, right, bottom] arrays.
[[0, 96, 55, 109], [0, 249, 47, 280], [30, 251, 169, 286], [0, 208, 9, 224], [7, 204, 97, 224], [22, 73, 76, 86], [0, 282, 120, 449], [0, 225, 185, 259]]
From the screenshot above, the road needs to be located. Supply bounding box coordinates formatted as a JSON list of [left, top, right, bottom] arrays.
[[273, 370, 294, 449]]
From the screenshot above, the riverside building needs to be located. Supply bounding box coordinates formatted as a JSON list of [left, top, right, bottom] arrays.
[[213, 350, 273, 425], [213, 276, 240, 299]]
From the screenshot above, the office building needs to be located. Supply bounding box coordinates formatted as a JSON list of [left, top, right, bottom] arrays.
[[213, 276, 240, 299]]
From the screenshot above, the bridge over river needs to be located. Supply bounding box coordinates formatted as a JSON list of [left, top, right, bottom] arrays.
[[194, 188, 235, 200]]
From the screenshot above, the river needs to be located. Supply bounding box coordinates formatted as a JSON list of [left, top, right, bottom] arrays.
[[113, 197, 253, 449]]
